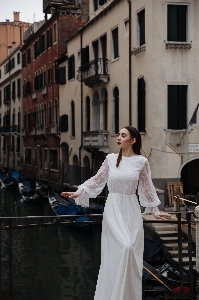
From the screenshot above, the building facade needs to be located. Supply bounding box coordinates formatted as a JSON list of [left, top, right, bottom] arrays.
[[58, 0, 199, 206], [0, 12, 30, 63], [21, 0, 89, 184], [0, 45, 23, 171]]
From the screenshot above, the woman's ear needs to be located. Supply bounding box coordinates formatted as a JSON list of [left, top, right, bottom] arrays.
[[131, 138, 136, 145]]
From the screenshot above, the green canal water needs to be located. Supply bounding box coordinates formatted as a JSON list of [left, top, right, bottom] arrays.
[[0, 187, 101, 300]]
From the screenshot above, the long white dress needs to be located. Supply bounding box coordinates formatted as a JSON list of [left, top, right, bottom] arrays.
[[75, 153, 161, 300]]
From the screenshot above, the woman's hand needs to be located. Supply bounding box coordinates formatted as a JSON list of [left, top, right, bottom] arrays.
[[154, 212, 171, 220], [60, 192, 79, 198]]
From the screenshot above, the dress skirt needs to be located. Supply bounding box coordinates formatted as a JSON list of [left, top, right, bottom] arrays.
[[94, 193, 144, 300]]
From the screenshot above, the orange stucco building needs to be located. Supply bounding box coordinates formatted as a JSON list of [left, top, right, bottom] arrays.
[[0, 12, 30, 63]]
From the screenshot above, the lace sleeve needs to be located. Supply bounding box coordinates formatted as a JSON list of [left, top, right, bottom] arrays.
[[75, 157, 109, 207], [138, 159, 161, 217]]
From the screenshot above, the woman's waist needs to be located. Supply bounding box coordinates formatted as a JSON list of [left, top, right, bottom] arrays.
[[108, 192, 137, 197]]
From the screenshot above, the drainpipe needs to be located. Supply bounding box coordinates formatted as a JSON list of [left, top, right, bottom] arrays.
[[127, 0, 132, 126], [79, 29, 83, 184]]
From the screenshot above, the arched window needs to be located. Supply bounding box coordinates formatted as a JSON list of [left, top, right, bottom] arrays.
[[49, 101, 52, 125], [137, 76, 145, 132], [113, 86, 119, 134], [85, 96, 90, 131], [71, 101, 75, 136], [54, 99, 58, 125], [44, 103, 47, 125]]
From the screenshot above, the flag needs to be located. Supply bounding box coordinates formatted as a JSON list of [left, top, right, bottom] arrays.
[[188, 103, 199, 126]]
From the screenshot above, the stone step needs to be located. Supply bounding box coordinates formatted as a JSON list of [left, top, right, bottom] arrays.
[[160, 236, 179, 243], [168, 249, 195, 258], [155, 230, 178, 237], [152, 224, 177, 232], [163, 243, 188, 250], [172, 256, 196, 265]]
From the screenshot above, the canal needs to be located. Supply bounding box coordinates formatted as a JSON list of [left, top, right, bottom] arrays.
[[0, 187, 101, 300]]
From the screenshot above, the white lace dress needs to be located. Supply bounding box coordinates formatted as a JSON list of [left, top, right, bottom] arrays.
[[75, 153, 161, 300]]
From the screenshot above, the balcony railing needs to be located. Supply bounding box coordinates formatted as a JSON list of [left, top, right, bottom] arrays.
[[43, 0, 76, 12], [12, 125, 20, 132], [51, 124, 59, 134], [82, 130, 109, 151], [77, 58, 109, 87]]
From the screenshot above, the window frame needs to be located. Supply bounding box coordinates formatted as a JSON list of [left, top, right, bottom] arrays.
[[166, 3, 189, 43], [111, 26, 119, 61]]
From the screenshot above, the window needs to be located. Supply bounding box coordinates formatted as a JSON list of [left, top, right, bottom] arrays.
[[18, 110, 21, 132], [124, 19, 129, 36], [85, 96, 90, 131], [27, 48, 31, 64], [49, 102, 52, 125], [138, 9, 145, 46], [16, 136, 20, 152], [47, 28, 52, 48], [0, 90, 2, 106], [59, 114, 68, 132], [167, 5, 187, 42], [44, 149, 48, 169], [93, 0, 107, 11], [25, 148, 31, 165], [81, 46, 89, 71], [113, 87, 119, 134], [137, 77, 145, 132], [68, 55, 75, 80], [112, 27, 119, 59], [54, 23, 57, 43], [55, 66, 66, 84], [35, 149, 37, 167], [22, 53, 26, 68], [17, 52, 20, 64], [4, 84, 11, 103], [12, 81, 16, 100], [50, 149, 58, 169], [54, 100, 58, 125], [17, 78, 21, 97], [168, 85, 187, 130], [48, 66, 52, 84], [71, 101, 75, 137], [11, 57, 15, 69]]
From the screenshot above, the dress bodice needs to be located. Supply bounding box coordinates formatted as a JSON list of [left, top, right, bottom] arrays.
[[75, 153, 161, 216]]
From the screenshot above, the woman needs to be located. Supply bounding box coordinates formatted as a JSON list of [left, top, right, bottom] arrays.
[[61, 126, 170, 300]]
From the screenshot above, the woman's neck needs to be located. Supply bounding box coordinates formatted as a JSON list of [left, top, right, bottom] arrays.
[[122, 148, 136, 157]]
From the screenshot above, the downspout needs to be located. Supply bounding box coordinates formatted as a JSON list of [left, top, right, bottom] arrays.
[[127, 0, 132, 126], [79, 29, 83, 184]]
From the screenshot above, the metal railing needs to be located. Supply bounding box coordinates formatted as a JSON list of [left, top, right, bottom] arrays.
[[0, 207, 198, 300]]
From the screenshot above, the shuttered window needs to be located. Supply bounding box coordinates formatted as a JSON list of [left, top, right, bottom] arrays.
[[71, 101, 75, 137], [112, 27, 119, 59], [168, 85, 187, 130], [68, 55, 75, 80], [113, 87, 119, 134], [138, 9, 145, 46], [137, 77, 145, 132], [81, 46, 89, 71], [167, 5, 187, 42]]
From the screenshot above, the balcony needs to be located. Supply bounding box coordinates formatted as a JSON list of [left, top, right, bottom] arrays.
[[77, 58, 109, 88], [82, 131, 109, 152], [51, 124, 59, 135], [43, 0, 76, 13]]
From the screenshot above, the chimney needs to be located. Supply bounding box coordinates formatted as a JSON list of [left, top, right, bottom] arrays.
[[13, 12, 20, 22]]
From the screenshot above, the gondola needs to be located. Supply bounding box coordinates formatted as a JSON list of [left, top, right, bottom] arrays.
[[48, 188, 103, 233], [0, 170, 19, 189], [18, 176, 44, 204]]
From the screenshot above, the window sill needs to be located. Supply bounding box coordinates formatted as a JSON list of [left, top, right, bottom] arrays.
[[165, 41, 192, 50], [50, 168, 59, 172], [111, 57, 119, 63], [131, 45, 146, 56], [164, 129, 186, 133]]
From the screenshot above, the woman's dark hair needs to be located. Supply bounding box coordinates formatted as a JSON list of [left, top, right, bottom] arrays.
[[116, 126, 141, 167]]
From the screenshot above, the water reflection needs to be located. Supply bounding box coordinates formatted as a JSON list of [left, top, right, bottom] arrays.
[[0, 187, 101, 300]]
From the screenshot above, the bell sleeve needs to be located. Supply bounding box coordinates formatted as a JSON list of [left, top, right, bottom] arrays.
[[138, 159, 161, 217], [74, 157, 109, 207]]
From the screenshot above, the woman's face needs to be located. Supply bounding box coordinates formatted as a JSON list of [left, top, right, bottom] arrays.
[[117, 128, 136, 150]]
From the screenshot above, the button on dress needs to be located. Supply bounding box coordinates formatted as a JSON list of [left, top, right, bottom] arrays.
[[75, 153, 161, 300]]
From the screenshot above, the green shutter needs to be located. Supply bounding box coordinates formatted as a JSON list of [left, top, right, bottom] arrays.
[[167, 5, 178, 41], [178, 85, 187, 129], [168, 85, 178, 129], [177, 6, 187, 42]]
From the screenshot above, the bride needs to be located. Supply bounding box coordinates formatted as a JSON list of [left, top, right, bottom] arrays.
[[61, 126, 170, 300]]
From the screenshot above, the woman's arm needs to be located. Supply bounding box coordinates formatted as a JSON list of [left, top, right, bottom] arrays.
[[61, 156, 109, 207]]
